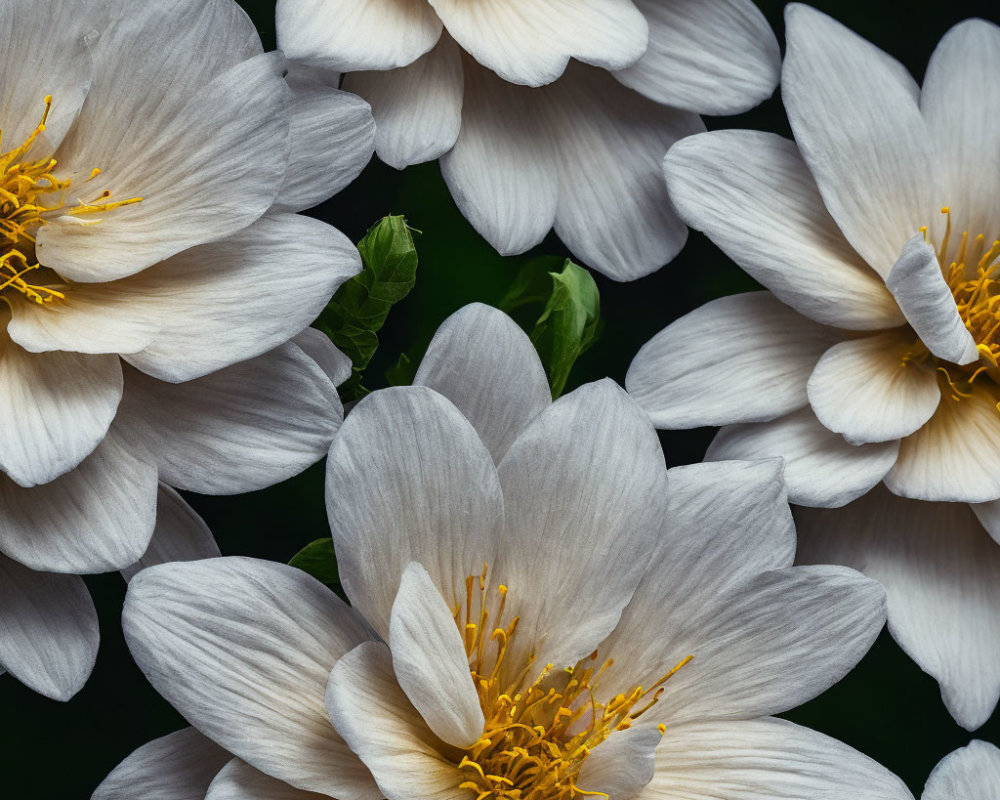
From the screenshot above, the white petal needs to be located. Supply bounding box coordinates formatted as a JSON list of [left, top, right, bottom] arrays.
[[276, 69, 375, 211], [707, 407, 899, 508], [797, 487, 1000, 730], [924, 741, 1000, 800], [782, 3, 935, 276], [326, 386, 503, 638], [886, 386, 1000, 503], [597, 459, 796, 689], [123, 557, 378, 799], [292, 327, 353, 387], [885, 235, 978, 365], [577, 726, 661, 800], [922, 20, 1000, 241], [0, 338, 122, 486], [0, 0, 94, 151], [327, 641, 466, 800], [495, 380, 668, 670], [664, 130, 903, 329], [122, 213, 361, 382], [427, 0, 647, 86], [649, 565, 885, 725], [645, 717, 912, 800], [115, 344, 342, 495], [807, 332, 941, 444], [344, 37, 464, 170], [972, 499, 1000, 546], [121, 485, 220, 582], [627, 293, 840, 428], [545, 64, 703, 281], [615, 0, 780, 115], [276, 0, 442, 72], [413, 303, 550, 463], [93, 727, 231, 800], [54, 0, 263, 159], [0, 555, 97, 701], [14, 214, 361, 382], [389, 562, 484, 747], [0, 428, 157, 574], [206, 759, 331, 800], [42, 52, 290, 282], [441, 64, 558, 256]]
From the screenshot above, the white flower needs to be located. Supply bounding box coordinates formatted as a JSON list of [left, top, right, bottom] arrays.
[[275, 0, 781, 281], [0, 0, 376, 700], [103, 304, 908, 800], [626, 5, 1000, 729], [922, 740, 1000, 800]]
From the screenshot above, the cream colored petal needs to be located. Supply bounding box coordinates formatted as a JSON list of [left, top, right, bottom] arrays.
[[807, 332, 941, 444], [886, 385, 1000, 503], [327, 641, 465, 800], [389, 563, 484, 748]]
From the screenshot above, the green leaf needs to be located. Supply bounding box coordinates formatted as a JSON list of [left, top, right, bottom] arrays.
[[385, 352, 416, 386], [315, 215, 419, 402], [527, 260, 602, 398], [288, 538, 341, 592], [497, 256, 565, 313]]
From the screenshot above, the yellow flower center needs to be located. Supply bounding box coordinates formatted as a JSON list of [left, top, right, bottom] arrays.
[[454, 569, 690, 800], [904, 207, 1000, 402], [0, 96, 141, 309]]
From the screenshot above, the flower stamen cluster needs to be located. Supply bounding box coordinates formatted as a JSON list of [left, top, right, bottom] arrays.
[[455, 568, 690, 800], [0, 96, 142, 308]]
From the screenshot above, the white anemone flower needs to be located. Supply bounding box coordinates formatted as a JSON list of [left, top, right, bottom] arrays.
[[275, 0, 781, 281], [922, 741, 1000, 800], [627, 6, 1000, 729], [102, 304, 909, 800], [0, 0, 376, 700]]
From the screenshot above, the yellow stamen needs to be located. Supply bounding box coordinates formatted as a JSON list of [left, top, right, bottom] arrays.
[[0, 96, 142, 306], [454, 570, 691, 800]]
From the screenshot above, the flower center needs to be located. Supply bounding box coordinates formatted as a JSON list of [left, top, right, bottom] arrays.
[[454, 569, 690, 800], [906, 207, 1000, 401], [0, 96, 141, 308]]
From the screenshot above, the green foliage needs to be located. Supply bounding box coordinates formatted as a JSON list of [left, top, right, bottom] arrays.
[[316, 215, 419, 401], [385, 351, 417, 386], [288, 538, 341, 593], [501, 258, 602, 398]]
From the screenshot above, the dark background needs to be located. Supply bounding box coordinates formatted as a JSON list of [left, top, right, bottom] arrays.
[[4, 1, 999, 796]]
